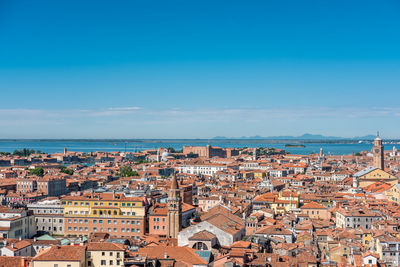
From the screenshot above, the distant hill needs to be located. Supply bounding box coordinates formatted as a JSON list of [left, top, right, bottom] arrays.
[[212, 133, 377, 140]]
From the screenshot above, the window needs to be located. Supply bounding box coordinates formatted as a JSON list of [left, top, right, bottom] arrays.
[[102, 252, 105, 256], [109, 260, 113, 265], [110, 252, 113, 256], [101, 260, 106, 265], [54, 264, 58, 267]]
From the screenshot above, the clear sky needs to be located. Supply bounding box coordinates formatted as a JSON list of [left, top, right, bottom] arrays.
[[1, 0, 400, 138]]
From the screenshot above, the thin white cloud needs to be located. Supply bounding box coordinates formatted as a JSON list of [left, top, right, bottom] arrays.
[[107, 107, 141, 111]]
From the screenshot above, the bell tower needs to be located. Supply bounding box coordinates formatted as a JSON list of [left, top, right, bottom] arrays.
[[167, 172, 182, 239], [372, 132, 384, 170]]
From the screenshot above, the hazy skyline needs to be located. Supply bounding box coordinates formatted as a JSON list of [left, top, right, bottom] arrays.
[[1, 0, 400, 138]]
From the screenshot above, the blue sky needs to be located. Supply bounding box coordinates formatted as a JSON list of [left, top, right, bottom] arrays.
[[0, 0, 400, 138]]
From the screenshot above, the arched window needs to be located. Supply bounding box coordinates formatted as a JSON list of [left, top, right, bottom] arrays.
[[192, 242, 208, 251]]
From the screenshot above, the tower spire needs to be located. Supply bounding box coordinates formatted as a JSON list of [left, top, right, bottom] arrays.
[[171, 171, 179, 190]]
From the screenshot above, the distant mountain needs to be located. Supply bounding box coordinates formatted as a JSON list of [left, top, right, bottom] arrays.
[[212, 133, 377, 140], [213, 136, 228, 139]]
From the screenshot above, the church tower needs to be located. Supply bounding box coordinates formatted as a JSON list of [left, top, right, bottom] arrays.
[[167, 172, 182, 239], [372, 132, 384, 170]]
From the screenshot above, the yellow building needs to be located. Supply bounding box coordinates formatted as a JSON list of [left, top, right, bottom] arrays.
[[361, 230, 373, 249], [272, 190, 299, 214], [385, 183, 400, 203], [62, 192, 147, 239], [253, 190, 299, 215], [353, 167, 398, 188], [253, 171, 268, 179], [328, 243, 350, 264], [87, 242, 125, 267]]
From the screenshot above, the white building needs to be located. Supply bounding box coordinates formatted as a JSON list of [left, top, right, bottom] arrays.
[[27, 198, 64, 235], [178, 164, 227, 176], [0, 207, 36, 239]]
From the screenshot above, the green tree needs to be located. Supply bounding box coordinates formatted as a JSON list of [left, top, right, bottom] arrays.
[[29, 167, 44, 177], [13, 148, 39, 157], [60, 166, 74, 175], [119, 166, 139, 177], [136, 158, 149, 164]]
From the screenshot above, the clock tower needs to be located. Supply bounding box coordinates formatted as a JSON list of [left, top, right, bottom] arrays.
[[372, 132, 384, 170]]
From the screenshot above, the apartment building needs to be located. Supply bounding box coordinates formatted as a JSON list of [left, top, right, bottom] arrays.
[[27, 198, 64, 235], [336, 207, 381, 229], [178, 163, 227, 176], [0, 207, 36, 239], [17, 177, 66, 197], [87, 242, 125, 267], [62, 192, 147, 239]]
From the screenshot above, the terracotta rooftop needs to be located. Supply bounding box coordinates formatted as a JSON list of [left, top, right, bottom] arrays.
[[32, 245, 86, 262]]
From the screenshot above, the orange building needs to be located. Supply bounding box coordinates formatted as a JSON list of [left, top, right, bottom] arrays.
[[300, 201, 331, 220], [148, 202, 197, 236]]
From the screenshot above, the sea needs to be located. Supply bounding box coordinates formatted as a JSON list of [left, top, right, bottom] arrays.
[[0, 139, 398, 156]]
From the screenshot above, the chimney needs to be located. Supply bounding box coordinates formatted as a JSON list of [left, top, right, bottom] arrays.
[[11, 243, 14, 249], [34, 237, 37, 242], [19, 236, 22, 241], [164, 252, 168, 259]]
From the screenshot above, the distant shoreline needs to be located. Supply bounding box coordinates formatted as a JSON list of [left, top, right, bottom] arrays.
[[0, 138, 397, 144]]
